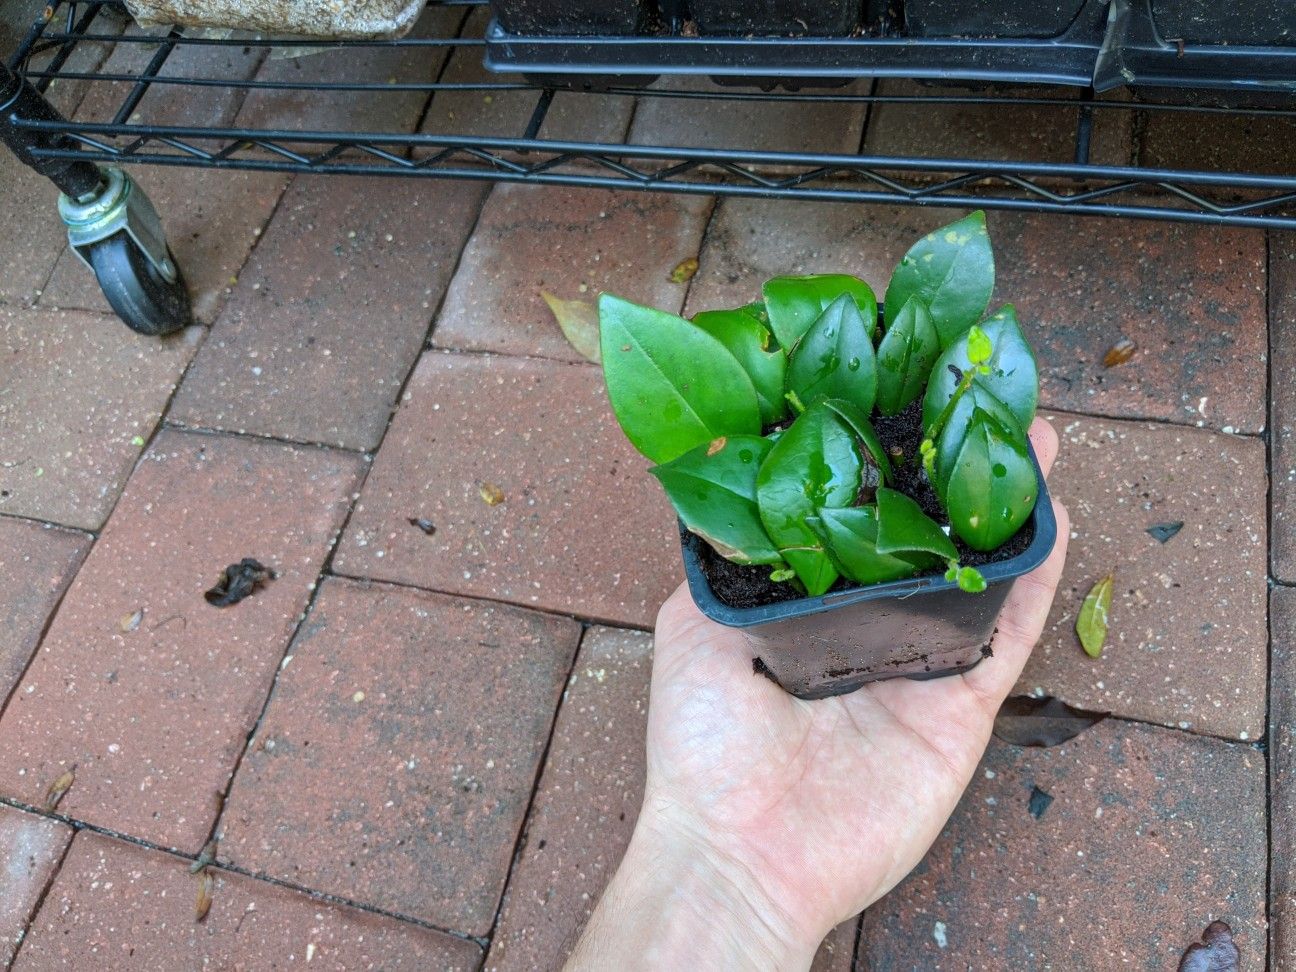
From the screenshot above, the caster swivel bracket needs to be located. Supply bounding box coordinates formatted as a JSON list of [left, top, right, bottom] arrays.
[[58, 166, 178, 284]]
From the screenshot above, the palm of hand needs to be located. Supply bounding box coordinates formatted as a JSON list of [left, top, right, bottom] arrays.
[[640, 419, 1067, 940]]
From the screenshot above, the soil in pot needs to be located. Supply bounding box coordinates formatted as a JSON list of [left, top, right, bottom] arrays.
[[697, 396, 1036, 609]]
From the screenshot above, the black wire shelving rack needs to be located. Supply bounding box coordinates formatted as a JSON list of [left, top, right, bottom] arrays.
[[5, 0, 1296, 231]]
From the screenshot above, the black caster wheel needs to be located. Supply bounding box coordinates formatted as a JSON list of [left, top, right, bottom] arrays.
[[86, 231, 193, 337]]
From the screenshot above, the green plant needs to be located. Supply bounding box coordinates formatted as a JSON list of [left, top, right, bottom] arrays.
[[599, 211, 1039, 598]]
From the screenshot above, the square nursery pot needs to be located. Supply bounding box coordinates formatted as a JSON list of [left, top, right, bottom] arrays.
[[690, 0, 860, 36], [904, 0, 1087, 38], [682, 446, 1056, 700], [1151, 0, 1295, 47], [489, 0, 646, 35]]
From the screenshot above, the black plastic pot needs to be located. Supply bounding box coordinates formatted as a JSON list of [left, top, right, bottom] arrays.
[[690, 0, 860, 36], [681, 445, 1056, 700], [489, 0, 646, 36], [904, 0, 1087, 39], [1151, 0, 1295, 47]]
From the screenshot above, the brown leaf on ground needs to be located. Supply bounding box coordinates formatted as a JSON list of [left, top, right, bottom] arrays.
[[1102, 338, 1137, 367], [43, 768, 74, 812], [540, 290, 601, 363], [1076, 573, 1113, 658], [479, 482, 505, 506], [190, 837, 218, 874], [195, 871, 214, 922], [670, 257, 699, 284], [1178, 920, 1239, 972], [204, 558, 275, 607], [993, 696, 1107, 747]]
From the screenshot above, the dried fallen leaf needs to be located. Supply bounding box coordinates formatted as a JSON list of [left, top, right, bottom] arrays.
[[119, 608, 144, 633], [993, 695, 1107, 747], [1102, 338, 1137, 367], [540, 290, 601, 363], [204, 558, 275, 608], [1147, 521, 1184, 544], [1027, 785, 1053, 820], [669, 256, 699, 284], [195, 871, 214, 922], [190, 837, 218, 874], [1076, 574, 1113, 658], [1178, 920, 1239, 972], [407, 517, 437, 536], [43, 768, 74, 812], [479, 483, 505, 506]]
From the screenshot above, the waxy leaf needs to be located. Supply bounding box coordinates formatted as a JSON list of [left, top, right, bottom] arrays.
[[762, 274, 877, 351], [944, 409, 1037, 551], [599, 293, 761, 463], [932, 383, 1026, 499], [923, 304, 1039, 434], [874, 487, 958, 561], [651, 435, 782, 565], [1077, 574, 1113, 658], [876, 296, 941, 416], [808, 506, 941, 586], [786, 294, 878, 416], [823, 398, 893, 485], [884, 211, 994, 348], [756, 403, 863, 595], [540, 291, 601, 363], [1147, 521, 1184, 543], [692, 306, 788, 425]]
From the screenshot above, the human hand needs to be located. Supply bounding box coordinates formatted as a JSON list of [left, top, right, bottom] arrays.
[[567, 417, 1068, 971]]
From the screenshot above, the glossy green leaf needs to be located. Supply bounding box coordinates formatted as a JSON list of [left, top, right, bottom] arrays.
[[651, 435, 782, 565], [1076, 574, 1113, 658], [932, 383, 1026, 499], [945, 409, 1038, 551], [808, 507, 940, 586], [884, 211, 994, 348], [692, 306, 788, 425], [762, 274, 878, 351], [874, 487, 958, 561], [786, 294, 878, 416], [922, 304, 1039, 434], [755, 402, 862, 596], [823, 398, 892, 485], [599, 293, 761, 464], [875, 296, 941, 416]]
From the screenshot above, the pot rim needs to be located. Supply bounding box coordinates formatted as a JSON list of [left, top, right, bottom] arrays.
[[681, 439, 1057, 629]]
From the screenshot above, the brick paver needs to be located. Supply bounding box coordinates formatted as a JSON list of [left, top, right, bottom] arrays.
[[1272, 587, 1296, 969], [235, 6, 464, 138], [218, 577, 580, 935], [434, 184, 711, 361], [486, 625, 856, 971], [686, 201, 1267, 433], [37, 27, 289, 324], [334, 350, 681, 627], [1271, 236, 1296, 582], [420, 8, 636, 144], [0, 518, 89, 704], [0, 429, 363, 851], [0, 806, 71, 967], [0, 307, 198, 531], [1143, 108, 1296, 177], [169, 174, 486, 450], [14, 832, 482, 971], [628, 77, 870, 155], [863, 80, 1132, 165], [1018, 413, 1267, 740], [859, 721, 1266, 970]]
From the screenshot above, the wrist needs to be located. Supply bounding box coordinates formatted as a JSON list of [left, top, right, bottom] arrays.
[[567, 792, 824, 971]]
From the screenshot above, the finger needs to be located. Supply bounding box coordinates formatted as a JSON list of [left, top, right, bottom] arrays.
[[960, 497, 1071, 708], [1027, 416, 1058, 479]]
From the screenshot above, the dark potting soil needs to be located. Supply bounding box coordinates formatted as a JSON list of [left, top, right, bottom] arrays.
[[699, 397, 1036, 609]]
